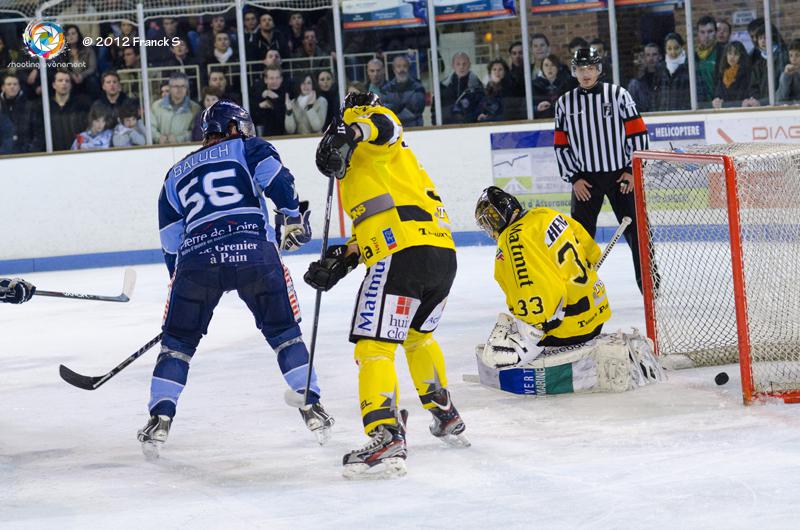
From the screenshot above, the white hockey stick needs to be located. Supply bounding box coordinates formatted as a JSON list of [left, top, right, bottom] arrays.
[[35, 268, 137, 302], [594, 217, 631, 271]]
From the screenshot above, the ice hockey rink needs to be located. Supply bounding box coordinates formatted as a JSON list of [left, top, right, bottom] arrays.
[[2, 245, 800, 529]]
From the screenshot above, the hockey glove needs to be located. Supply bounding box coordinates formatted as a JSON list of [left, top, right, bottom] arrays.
[[275, 200, 311, 252], [0, 278, 36, 304], [315, 116, 358, 180], [480, 313, 544, 368], [303, 245, 359, 291]]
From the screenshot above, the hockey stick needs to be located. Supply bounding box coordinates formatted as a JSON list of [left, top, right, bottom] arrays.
[[594, 217, 631, 271], [35, 268, 137, 302], [59, 333, 162, 390], [302, 175, 337, 406]]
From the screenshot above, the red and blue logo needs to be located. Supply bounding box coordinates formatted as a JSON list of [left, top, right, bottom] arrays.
[[382, 228, 397, 250]]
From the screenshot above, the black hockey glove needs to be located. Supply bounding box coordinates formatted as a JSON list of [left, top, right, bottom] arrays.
[[315, 116, 358, 180], [0, 278, 36, 304], [304, 245, 359, 291], [275, 200, 311, 252]]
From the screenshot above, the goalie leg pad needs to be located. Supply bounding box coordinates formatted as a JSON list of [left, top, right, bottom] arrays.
[[622, 328, 665, 384]]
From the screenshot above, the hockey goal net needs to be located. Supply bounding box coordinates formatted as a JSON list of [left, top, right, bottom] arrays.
[[633, 144, 800, 404]]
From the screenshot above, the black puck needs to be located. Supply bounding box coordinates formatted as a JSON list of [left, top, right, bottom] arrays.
[[715, 372, 729, 386]]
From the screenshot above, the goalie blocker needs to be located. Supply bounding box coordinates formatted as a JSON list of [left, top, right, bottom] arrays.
[[475, 324, 664, 395]]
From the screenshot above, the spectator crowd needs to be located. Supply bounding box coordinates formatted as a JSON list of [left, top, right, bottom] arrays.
[[2, 5, 800, 155]]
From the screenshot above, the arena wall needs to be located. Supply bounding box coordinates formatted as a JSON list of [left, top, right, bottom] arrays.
[[2, 107, 800, 274]]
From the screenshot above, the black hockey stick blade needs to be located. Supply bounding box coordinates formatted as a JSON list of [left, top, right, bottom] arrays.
[[59, 333, 162, 391], [35, 268, 137, 302], [59, 364, 105, 390]]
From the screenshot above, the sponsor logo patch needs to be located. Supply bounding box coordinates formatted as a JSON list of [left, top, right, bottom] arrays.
[[352, 258, 390, 337], [420, 297, 448, 332], [381, 294, 420, 341], [382, 228, 397, 250], [496, 248, 505, 261]]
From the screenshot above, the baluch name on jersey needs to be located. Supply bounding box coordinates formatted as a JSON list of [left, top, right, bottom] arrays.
[[158, 137, 299, 270]]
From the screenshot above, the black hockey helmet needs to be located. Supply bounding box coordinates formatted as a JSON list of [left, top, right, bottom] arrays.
[[571, 47, 602, 67], [475, 186, 525, 240], [343, 90, 381, 109], [201, 100, 256, 140]]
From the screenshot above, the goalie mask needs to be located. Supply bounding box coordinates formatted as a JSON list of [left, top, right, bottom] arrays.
[[475, 186, 524, 240]]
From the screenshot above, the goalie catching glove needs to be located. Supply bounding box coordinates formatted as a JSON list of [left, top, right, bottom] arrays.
[[480, 313, 545, 368], [274, 200, 311, 252], [304, 245, 360, 291], [315, 115, 358, 180]]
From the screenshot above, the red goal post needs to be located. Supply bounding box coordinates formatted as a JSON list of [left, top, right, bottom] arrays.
[[632, 145, 800, 405]]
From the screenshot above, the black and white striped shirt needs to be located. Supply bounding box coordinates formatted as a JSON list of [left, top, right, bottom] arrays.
[[554, 82, 649, 183]]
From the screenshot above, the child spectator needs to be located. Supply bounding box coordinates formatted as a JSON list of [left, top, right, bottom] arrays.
[[712, 41, 751, 109], [285, 74, 327, 134], [71, 105, 112, 150], [112, 100, 146, 147], [777, 39, 800, 103], [191, 87, 221, 141]]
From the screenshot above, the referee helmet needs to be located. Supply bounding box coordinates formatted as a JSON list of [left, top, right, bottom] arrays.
[[571, 47, 603, 75]]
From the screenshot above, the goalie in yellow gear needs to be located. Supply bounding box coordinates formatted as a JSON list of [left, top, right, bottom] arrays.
[[306, 91, 468, 479], [474, 186, 663, 395]]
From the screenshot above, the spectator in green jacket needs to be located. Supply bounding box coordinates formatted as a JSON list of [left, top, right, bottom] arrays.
[[150, 71, 200, 145]]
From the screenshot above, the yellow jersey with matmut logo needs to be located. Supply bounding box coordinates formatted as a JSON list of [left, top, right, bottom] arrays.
[[340, 105, 455, 267], [494, 208, 611, 343]]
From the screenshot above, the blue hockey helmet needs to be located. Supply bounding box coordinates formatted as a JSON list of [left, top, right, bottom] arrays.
[[201, 100, 256, 139]]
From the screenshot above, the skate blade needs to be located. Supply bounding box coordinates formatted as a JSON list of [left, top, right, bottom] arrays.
[[342, 457, 407, 480], [439, 432, 471, 448], [314, 426, 332, 446], [141, 441, 161, 461]]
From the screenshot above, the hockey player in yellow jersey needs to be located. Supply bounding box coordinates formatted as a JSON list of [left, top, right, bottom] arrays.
[[474, 186, 663, 396], [306, 92, 468, 479]]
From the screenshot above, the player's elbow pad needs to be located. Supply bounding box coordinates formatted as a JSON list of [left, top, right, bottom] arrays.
[[369, 114, 399, 145]]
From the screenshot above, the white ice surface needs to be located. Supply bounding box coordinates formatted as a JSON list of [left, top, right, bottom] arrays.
[[2, 246, 800, 529]]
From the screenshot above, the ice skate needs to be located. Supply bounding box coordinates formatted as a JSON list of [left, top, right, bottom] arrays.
[[137, 414, 172, 460], [428, 388, 470, 448], [343, 410, 408, 479], [299, 402, 335, 445], [284, 389, 335, 444]]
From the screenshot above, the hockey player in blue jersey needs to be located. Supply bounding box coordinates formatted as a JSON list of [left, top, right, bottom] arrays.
[[138, 100, 334, 456]]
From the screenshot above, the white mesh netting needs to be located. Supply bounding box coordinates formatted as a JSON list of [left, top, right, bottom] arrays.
[[0, 0, 331, 22], [639, 143, 800, 399]]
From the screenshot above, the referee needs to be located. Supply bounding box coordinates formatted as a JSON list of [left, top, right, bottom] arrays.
[[553, 48, 650, 292]]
